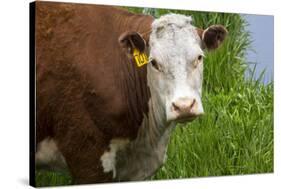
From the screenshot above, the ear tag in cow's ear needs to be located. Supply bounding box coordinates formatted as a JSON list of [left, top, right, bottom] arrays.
[[133, 48, 148, 67]]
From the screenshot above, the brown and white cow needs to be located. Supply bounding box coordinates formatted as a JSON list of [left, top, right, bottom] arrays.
[[34, 2, 227, 184]]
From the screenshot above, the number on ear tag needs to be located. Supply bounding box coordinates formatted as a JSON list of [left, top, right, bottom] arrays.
[[133, 48, 149, 67]]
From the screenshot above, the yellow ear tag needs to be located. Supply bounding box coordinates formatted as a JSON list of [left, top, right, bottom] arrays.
[[133, 48, 149, 67]]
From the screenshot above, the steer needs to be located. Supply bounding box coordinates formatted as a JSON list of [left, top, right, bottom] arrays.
[[34, 2, 227, 184]]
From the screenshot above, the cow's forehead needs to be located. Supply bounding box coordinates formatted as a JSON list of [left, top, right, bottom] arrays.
[[151, 13, 193, 32], [149, 14, 203, 64]]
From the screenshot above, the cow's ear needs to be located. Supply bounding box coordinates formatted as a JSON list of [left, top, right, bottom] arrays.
[[118, 32, 146, 54], [197, 25, 228, 50]]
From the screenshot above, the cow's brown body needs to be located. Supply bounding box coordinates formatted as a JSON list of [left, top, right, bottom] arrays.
[[36, 2, 153, 183]]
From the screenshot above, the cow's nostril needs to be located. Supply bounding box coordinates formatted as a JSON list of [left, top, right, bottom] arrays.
[[190, 99, 196, 110], [172, 102, 180, 112]]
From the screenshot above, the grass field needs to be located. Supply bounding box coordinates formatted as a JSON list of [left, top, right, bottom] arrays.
[[35, 8, 273, 187]]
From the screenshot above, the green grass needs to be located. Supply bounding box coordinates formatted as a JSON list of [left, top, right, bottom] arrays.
[[35, 170, 72, 187], [35, 8, 273, 187]]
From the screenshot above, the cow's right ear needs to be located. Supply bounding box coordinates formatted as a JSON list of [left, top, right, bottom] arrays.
[[197, 25, 228, 50], [118, 32, 146, 54]]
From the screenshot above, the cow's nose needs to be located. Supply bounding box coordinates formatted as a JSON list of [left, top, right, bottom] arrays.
[[168, 97, 204, 123], [172, 98, 196, 114]]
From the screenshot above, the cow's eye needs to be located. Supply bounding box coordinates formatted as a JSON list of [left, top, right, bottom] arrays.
[[151, 59, 160, 71], [198, 55, 203, 61]]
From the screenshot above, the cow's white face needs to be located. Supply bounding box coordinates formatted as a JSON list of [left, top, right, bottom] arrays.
[[148, 14, 204, 123], [119, 13, 227, 124]]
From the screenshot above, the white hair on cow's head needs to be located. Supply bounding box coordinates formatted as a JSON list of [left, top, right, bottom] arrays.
[[148, 13, 205, 124], [152, 13, 192, 31]]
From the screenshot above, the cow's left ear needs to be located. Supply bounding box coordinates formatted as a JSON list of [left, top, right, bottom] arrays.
[[118, 32, 146, 54], [197, 25, 228, 50]]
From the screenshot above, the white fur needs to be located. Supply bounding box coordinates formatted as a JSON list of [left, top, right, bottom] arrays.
[[35, 138, 66, 169], [149, 14, 205, 122], [100, 139, 129, 178]]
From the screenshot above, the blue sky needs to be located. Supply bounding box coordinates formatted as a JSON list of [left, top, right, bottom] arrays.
[[243, 14, 274, 84]]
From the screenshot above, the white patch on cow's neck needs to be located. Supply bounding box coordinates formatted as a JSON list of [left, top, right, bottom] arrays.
[[100, 96, 174, 181], [100, 139, 129, 178]]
